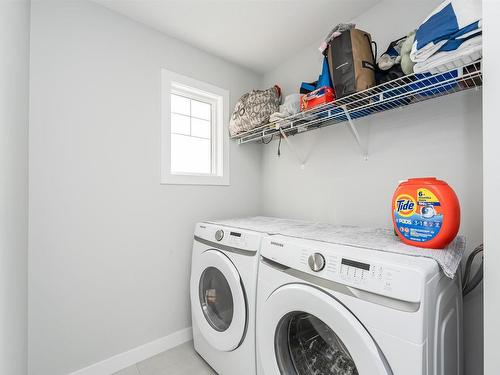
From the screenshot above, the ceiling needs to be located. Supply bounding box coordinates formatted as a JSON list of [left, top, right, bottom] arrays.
[[92, 0, 380, 74]]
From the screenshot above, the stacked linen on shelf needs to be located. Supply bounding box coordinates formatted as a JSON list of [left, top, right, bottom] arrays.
[[411, 0, 482, 73], [414, 35, 482, 74]]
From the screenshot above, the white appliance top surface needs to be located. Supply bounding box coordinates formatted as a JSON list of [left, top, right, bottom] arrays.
[[206, 216, 318, 235], [205, 216, 465, 279]]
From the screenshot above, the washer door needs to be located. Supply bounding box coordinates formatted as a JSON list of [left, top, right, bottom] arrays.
[[191, 249, 247, 352], [259, 284, 391, 375]]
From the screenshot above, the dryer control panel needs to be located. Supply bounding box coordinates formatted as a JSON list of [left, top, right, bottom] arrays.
[[195, 223, 261, 253], [263, 235, 438, 303]]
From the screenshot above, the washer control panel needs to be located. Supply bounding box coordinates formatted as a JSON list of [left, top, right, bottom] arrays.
[[305, 250, 408, 299], [329, 255, 393, 288], [339, 258, 371, 282], [263, 236, 428, 303]]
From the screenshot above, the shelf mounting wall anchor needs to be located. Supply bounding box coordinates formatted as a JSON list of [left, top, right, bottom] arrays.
[[278, 127, 306, 169], [341, 105, 368, 160]]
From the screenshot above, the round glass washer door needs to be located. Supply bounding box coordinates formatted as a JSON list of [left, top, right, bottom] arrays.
[[199, 266, 234, 332], [191, 249, 246, 352], [258, 284, 391, 375], [275, 312, 358, 375]]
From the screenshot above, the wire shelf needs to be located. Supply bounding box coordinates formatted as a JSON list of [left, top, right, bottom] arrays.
[[231, 61, 482, 145]]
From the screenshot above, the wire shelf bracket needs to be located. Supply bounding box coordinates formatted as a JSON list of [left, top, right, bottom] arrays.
[[278, 127, 306, 169], [341, 105, 368, 160]]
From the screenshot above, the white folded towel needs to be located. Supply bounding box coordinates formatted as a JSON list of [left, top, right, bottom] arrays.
[[411, 0, 482, 63], [413, 35, 481, 74]]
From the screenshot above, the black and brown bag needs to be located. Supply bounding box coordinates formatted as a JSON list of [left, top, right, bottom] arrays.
[[326, 29, 376, 98]]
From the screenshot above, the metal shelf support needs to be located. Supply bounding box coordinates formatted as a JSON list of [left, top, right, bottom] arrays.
[[341, 105, 368, 161], [278, 127, 306, 170]]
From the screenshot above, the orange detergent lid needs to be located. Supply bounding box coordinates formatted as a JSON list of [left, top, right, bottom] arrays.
[[399, 177, 448, 186], [392, 177, 460, 249]]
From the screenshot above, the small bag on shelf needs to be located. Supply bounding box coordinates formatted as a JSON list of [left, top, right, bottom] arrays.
[[229, 85, 281, 136]]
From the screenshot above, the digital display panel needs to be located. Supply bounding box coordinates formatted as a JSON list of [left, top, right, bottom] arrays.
[[230, 232, 241, 237], [341, 258, 370, 271]]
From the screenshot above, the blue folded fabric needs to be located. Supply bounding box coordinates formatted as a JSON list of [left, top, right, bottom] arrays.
[[409, 70, 458, 97], [411, 0, 481, 63]]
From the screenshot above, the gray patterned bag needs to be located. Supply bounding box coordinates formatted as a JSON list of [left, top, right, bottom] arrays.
[[229, 85, 281, 136]]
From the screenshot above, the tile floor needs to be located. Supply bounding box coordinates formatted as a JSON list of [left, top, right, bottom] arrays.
[[113, 341, 217, 375]]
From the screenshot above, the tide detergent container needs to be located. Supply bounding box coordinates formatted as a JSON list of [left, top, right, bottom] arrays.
[[392, 177, 460, 249]]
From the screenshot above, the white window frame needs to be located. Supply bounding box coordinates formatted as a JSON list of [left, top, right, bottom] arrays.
[[161, 69, 230, 185]]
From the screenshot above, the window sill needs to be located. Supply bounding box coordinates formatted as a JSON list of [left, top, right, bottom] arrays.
[[161, 173, 230, 186]]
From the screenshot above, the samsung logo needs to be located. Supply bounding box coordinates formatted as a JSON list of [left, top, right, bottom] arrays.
[[270, 241, 284, 247]]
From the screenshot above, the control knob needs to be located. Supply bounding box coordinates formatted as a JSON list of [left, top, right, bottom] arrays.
[[308, 253, 326, 272], [215, 229, 224, 241]]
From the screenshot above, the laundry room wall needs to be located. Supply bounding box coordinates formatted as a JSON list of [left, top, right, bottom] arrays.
[[483, 1, 500, 373], [260, 1, 483, 374], [28, 1, 262, 374], [0, 1, 30, 374]]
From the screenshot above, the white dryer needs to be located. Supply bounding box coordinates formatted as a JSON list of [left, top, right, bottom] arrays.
[[256, 234, 463, 375], [190, 222, 262, 375]]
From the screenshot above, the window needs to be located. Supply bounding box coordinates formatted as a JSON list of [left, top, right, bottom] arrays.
[[161, 69, 229, 185]]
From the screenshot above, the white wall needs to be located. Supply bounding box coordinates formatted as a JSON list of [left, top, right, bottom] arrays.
[[27, 1, 488, 374], [0, 0, 30, 374], [483, 1, 500, 375], [28, 1, 262, 374], [261, 1, 483, 374]]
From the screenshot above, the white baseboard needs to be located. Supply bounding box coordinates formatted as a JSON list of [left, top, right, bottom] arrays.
[[68, 327, 193, 375]]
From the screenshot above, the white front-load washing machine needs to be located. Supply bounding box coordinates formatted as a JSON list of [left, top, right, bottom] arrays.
[[257, 234, 463, 375], [190, 222, 263, 375]]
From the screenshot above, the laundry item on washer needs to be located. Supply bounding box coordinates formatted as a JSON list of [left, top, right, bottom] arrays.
[[206, 216, 465, 278], [410, 0, 482, 63]]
